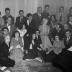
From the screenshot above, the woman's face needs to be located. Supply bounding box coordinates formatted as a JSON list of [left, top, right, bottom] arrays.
[[15, 32, 19, 38], [3, 29, 9, 35], [43, 18, 48, 25], [5, 35, 10, 43]]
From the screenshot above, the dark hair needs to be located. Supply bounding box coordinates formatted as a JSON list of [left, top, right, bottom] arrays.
[[45, 4, 50, 8], [59, 6, 64, 11], [13, 31, 20, 38], [2, 27, 9, 31], [41, 17, 49, 25], [19, 10, 24, 13], [50, 15, 57, 22], [5, 8, 10, 12], [37, 7, 42, 10], [26, 13, 32, 17]]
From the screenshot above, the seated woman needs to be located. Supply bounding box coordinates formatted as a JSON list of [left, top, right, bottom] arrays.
[[53, 30, 72, 72], [0, 35, 15, 67], [9, 31, 24, 63], [24, 33, 42, 59], [53, 35, 65, 55]]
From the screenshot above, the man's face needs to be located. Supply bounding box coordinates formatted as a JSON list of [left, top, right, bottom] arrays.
[[37, 7, 42, 14], [5, 10, 10, 16], [45, 6, 49, 13], [28, 16, 32, 21], [7, 18, 12, 25], [66, 31, 71, 37], [19, 12, 24, 17], [36, 31, 39, 36], [60, 7, 64, 13]]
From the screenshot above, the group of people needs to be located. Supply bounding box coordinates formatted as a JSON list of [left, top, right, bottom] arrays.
[[0, 4, 72, 72]]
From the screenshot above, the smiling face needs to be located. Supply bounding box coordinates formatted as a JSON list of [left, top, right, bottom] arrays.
[[5, 35, 10, 43]]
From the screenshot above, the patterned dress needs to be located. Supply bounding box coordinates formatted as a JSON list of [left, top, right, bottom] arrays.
[[9, 37, 24, 63]]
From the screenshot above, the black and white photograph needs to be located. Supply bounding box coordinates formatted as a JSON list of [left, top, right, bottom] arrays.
[[0, 0, 72, 72]]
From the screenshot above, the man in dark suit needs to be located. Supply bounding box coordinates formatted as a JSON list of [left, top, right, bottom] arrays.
[[15, 10, 27, 29], [2, 8, 14, 24], [2, 17, 16, 37], [42, 5, 50, 19], [26, 13, 36, 35], [33, 7, 42, 30]]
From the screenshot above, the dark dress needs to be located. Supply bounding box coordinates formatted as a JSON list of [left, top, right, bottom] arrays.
[[0, 42, 15, 67], [24, 36, 42, 59]]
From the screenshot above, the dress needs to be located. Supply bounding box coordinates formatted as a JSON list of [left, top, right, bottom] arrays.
[[9, 38, 24, 63], [39, 25, 53, 51]]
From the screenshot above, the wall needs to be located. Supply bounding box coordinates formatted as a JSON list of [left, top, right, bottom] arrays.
[[0, 0, 39, 17], [0, 0, 72, 17]]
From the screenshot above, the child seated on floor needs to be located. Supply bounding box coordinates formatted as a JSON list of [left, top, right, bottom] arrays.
[[53, 35, 65, 55]]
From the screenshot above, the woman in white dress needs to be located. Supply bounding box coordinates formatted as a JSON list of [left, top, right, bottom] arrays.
[[39, 18, 53, 53]]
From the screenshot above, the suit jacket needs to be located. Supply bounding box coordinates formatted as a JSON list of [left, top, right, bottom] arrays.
[[33, 13, 42, 30], [42, 11, 50, 19], [26, 19, 36, 35], [2, 15, 14, 24], [15, 16, 27, 28], [0, 42, 10, 58], [56, 12, 67, 24], [64, 36, 72, 49]]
